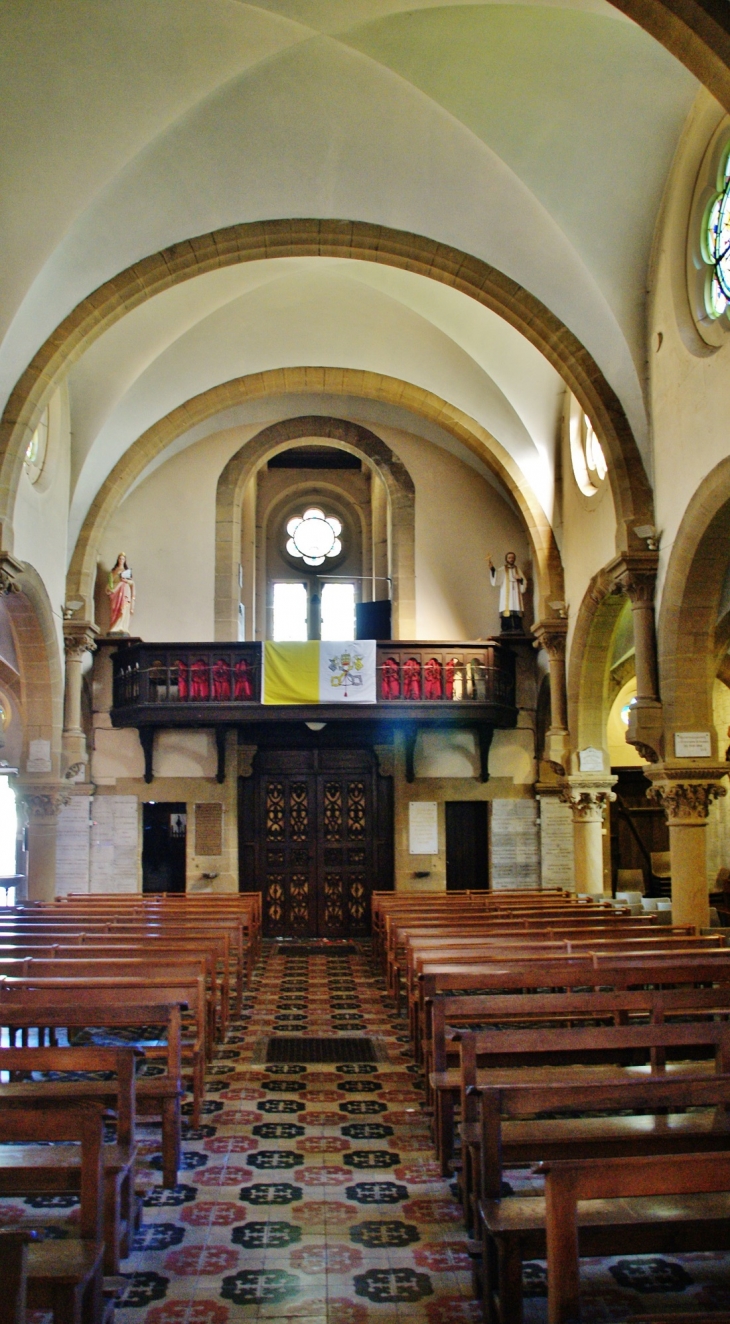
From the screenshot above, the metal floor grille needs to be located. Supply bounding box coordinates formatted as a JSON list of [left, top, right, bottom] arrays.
[[275, 944, 358, 957], [266, 1036, 376, 1064]]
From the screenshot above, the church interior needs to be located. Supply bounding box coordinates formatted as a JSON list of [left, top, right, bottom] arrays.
[[5, 1, 730, 1320]]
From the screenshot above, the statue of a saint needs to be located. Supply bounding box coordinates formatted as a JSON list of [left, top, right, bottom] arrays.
[[488, 551, 526, 633], [106, 553, 135, 634]]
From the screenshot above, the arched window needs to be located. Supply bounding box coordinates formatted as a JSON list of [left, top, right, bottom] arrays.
[[24, 407, 49, 484], [570, 405, 607, 497], [702, 143, 730, 321]]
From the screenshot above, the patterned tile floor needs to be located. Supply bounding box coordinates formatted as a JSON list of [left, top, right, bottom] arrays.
[[5, 942, 730, 1323]]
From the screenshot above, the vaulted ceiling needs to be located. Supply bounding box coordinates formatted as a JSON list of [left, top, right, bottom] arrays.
[[1, 0, 703, 549]]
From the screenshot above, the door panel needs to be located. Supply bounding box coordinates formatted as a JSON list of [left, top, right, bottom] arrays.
[[242, 747, 391, 937], [445, 800, 489, 890]]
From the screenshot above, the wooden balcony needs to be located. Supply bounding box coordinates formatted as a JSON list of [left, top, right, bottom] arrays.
[[108, 640, 517, 782]]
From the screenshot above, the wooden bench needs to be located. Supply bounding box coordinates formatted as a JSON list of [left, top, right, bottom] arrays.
[[0, 1102, 106, 1324], [0, 1002, 184, 1186], [0, 1044, 140, 1274], [539, 1150, 730, 1324], [0, 974, 206, 1124]]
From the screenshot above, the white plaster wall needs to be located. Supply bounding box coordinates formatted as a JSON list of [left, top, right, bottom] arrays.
[[100, 417, 528, 644], [13, 385, 70, 661]]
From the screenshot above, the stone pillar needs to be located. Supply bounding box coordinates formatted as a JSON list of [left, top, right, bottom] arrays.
[[561, 774, 617, 894], [62, 622, 98, 776], [15, 787, 70, 901], [646, 766, 728, 929], [532, 618, 569, 772], [608, 552, 663, 762]]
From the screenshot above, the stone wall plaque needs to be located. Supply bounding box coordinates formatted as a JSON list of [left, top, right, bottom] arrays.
[[196, 802, 223, 856], [90, 795, 138, 893], [490, 799, 540, 889], [674, 731, 712, 757], [578, 747, 604, 772], [538, 795, 575, 890], [55, 796, 91, 896]]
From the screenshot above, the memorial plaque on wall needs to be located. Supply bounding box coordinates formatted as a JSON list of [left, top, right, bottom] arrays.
[[490, 799, 540, 889], [196, 802, 223, 856], [538, 795, 575, 890], [56, 796, 91, 895], [90, 796, 138, 893]]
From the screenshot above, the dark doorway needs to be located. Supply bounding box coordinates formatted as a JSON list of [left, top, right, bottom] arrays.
[[239, 746, 393, 938], [142, 801, 187, 893], [445, 801, 489, 890], [609, 767, 669, 896]]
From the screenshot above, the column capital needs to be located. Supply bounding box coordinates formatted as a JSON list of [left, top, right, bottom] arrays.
[[605, 550, 659, 606], [14, 783, 72, 824], [531, 617, 568, 659], [560, 773, 618, 821], [63, 620, 99, 661], [645, 763, 728, 823]]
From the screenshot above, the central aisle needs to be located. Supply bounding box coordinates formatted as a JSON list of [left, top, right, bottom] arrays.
[[120, 942, 477, 1324]]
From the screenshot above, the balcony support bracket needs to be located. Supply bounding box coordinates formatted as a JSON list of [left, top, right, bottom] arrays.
[[478, 723, 494, 784], [139, 727, 155, 784], [215, 727, 227, 784]]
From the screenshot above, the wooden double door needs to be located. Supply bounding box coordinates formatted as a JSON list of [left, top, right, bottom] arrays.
[[239, 747, 393, 938]]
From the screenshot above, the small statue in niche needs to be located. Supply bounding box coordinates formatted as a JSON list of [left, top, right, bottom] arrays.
[[488, 551, 527, 634], [106, 553, 135, 634]]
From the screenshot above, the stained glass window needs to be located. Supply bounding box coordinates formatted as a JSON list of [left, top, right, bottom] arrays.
[[286, 508, 342, 567], [24, 407, 49, 483], [702, 145, 730, 320], [570, 405, 607, 497]]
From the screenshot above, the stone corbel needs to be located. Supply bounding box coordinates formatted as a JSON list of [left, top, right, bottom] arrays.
[[0, 552, 23, 597], [531, 618, 570, 774], [605, 550, 663, 763], [237, 745, 258, 778]]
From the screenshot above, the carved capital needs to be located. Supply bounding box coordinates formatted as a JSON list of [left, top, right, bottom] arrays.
[[15, 786, 72, 823], [532, 618, 568, 660], [560, 774, 617, 822], [63, 621, 99, 662], [645, 765, 728, 823]]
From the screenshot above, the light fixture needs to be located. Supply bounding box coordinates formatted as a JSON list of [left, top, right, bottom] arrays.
[[305, 722, 326, 731], [633, 525, 658, 550]]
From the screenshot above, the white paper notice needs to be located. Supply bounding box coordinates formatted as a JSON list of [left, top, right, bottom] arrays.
[[491, 800, 540, 890], [26, 739, 51, 773], [578, 747, 604, 772], [674, 731, 712, 758], [409, 801, 438, 855]]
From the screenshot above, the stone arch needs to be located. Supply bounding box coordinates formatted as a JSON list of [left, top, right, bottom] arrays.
[[567, 568, 628, 765], [3, 221, 651, 564], [657, 455, 730, 752], [608, 0, 730, 115], [4, 563, 64, 779], [215, 416, 415, 640], [66, 368, 563, 626]]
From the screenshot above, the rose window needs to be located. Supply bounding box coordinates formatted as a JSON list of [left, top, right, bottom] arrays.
[[286, 508, 343, 567], [702, 146, 730, 320]]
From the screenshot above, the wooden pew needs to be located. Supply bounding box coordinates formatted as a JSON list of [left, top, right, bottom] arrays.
[[0, 1044, 140, 1274], [539, 1151, 730, 1324], [0, 1228, 35, 1324], [0, 1002, 183, 1186], [0, 1102, 106, 1324], [0, 973, 206, 1124]]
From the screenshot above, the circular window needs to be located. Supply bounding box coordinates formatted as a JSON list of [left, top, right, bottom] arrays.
[[24, 408, 49, 484], [285, 508, 343, 567], [702, 142, 730, 323], [569, 404, 607, 497]]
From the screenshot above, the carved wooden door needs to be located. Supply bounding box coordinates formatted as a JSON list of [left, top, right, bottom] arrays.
[[240, 747, 391, 938]]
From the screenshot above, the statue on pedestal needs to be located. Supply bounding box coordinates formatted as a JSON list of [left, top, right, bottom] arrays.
[[106, 553, 135, 634], [488, 551, 526, 634]]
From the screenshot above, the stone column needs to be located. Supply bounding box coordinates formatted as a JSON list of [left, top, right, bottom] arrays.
[[15, 787, 70, 901], [646, 765, 728, 929], [532, 618, 569, 772], [62, 621, 98, 776], [561, 774, 617, 894], [608, 552, 663, 762]]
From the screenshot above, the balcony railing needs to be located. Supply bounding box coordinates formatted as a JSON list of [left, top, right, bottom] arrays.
[[110, 640, 515, 719]]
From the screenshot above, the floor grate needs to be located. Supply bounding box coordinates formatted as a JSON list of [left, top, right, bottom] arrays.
[[266, 1036, 377, 1064], [274, 943, 358, 957]]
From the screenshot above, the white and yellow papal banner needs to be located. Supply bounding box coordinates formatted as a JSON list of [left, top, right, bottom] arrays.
[[263, 640, 377, 705]]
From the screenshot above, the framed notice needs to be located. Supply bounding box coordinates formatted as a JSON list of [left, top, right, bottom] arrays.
[[674, 732, 712, 758], [409, 801, 438, 855]]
